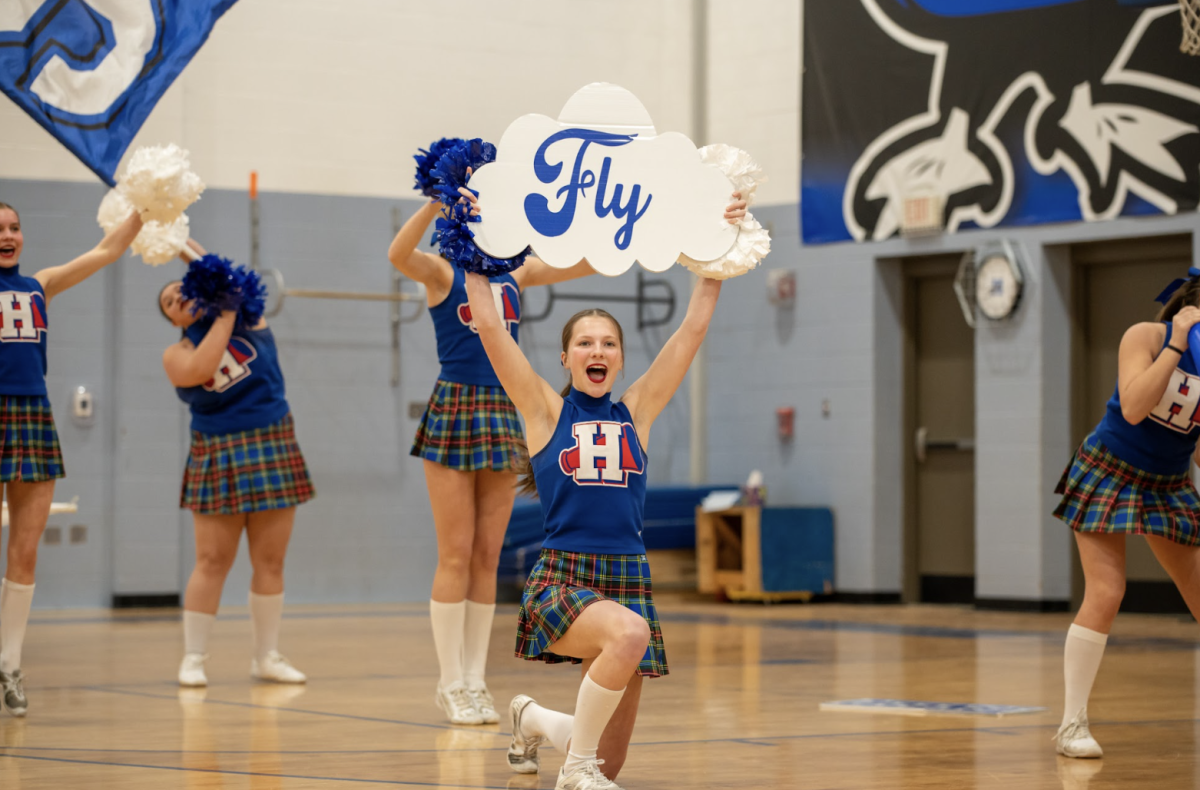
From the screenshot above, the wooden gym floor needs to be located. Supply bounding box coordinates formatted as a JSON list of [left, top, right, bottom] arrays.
[[0, 596, 1196, 789]]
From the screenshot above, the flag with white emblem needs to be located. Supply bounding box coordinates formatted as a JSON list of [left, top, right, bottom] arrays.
[[0, 1, 238, 185]]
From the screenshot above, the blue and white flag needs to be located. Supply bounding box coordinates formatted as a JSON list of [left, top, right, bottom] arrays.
[[0, 1, 239, 185]]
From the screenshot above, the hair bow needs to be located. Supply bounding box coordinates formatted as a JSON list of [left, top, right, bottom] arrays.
[[1154, 267, 1200, 305]]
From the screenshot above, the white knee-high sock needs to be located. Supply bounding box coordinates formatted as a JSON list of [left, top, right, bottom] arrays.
[[1062, 623, 1108, 729], [0, 579, 35, 673], [183, 610, 216, 656], [430, 599, 465, 688], [522, 701, 574, 754], [563, 672, 625, 773], [462, 600, 495, 688], [249, 592, 284, 660]]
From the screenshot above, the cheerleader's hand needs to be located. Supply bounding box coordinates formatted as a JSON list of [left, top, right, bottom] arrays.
[[1172, 305, 1200, 351], [455, 166, 481, 219], [724, 191, 747, 224]]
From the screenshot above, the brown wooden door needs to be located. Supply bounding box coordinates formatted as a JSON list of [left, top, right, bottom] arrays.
[[907, 257, 976, 603]]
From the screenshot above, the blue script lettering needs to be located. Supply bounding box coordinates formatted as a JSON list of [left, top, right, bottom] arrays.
[[595, 158, 652, 251], [524, 129, 653, 250]]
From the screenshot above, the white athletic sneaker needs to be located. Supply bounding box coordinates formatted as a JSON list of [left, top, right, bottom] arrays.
[[178, 653, 208, 688], [0, 669, 28, 717], [467, 682, 500, 724], [436, 681, 484, 725], [251, 651, 307, 684], [507, 694, 544, 773], [556, 759, 625, 790], [1054, 708, 1103, 758]]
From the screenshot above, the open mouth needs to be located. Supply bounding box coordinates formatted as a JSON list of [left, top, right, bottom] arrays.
[[586, 364, 608, 383], [0, 246, 16, 259]]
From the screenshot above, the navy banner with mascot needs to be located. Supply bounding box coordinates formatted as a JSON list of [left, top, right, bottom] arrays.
[[801, 1, 1200, 244]]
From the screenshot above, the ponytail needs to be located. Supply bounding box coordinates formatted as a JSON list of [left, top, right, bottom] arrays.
[[1156, 276, 1200, 323]]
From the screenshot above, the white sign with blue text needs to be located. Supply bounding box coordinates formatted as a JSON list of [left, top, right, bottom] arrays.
[[468, 83, 739, 277]]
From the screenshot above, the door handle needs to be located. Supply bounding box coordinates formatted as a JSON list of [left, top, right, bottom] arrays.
[[915, 427, 975, 463]]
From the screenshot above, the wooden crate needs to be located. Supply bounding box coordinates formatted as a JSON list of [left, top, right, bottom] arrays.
[[696, 505, 763, 597], [695, 505, 829, 602]]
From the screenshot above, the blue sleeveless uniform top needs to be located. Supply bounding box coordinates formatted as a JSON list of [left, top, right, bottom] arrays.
[[430, 267, 520, 387], [175, 320, 290, 435], [1094, 323, 1200, 475], [532, 388, 648, 555], [0, 265, 49, 396]]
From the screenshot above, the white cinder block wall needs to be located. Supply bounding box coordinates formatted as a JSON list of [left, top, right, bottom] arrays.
[[0, 1, 700, 195]]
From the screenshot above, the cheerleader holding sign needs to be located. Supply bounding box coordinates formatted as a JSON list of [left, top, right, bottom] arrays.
[[459, 137, 765, 786]]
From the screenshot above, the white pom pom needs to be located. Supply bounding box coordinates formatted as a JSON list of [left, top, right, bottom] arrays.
[[679, 145, 771, 279], [119, 144, 205, 224], [131, 214, 190, 266], [697, 143, 767, 207], [96, 188, 135, 233], [97, 187, 189, 265], [680, 215, 772, 280]]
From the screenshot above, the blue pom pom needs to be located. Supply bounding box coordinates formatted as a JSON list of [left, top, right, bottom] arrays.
[[421, 137, 524, 275], [413, 137, 464, 198], [432, 216, 530, 276], [181, 255, 268, 328], [429, 138, 496, 207]]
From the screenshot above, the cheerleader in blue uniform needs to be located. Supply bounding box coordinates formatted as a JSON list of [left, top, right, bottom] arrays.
[[388, 196, 595, 725], [462, 192, 742, 789], [1053, 271, 1200, 759], [0, 201, 142, 717], [159, 242, 314, 688]]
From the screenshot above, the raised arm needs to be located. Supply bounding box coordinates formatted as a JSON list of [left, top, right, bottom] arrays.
[[35, 211, 143, 300], [162, 311, 238, 388], [1117, 308, 1200, 424], [622, 277, 722, 438], [464, 271, 562, 452], [513, 257, 595, 289], [387, 201, 454, 303]]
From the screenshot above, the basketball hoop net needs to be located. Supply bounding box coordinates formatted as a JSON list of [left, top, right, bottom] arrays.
[[1182, 0, 1200, 55]]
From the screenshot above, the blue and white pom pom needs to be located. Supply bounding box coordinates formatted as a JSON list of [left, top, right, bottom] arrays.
[[426, 138, 530, 275], [413, 137, 464, 198], [181, 255, 268, 328]]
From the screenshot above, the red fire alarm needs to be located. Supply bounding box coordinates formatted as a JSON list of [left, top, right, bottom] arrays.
[[767, 269, 796, 305], [776, 406, 795, 440]]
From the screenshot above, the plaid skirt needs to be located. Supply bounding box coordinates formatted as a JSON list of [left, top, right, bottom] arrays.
[[0, 395, 65, 483], [515, 548, 668, 678], [1053, 433, 1200, 546], [410, 379, 523, 472], [181, 413, 315, 515]]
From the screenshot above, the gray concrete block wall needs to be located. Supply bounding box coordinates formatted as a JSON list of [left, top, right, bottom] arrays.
[[4, 175, 1195, 608], [1, 180, 704, 607]]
